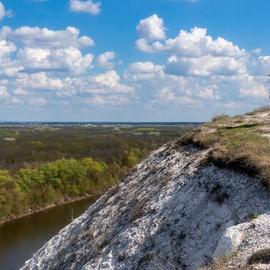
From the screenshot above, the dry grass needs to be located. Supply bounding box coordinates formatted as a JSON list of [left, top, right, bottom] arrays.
[[247, 249, 270, 265], [181, 113, 270, 188], [212, 114, 230, 122], [204, 249, 270, 269]]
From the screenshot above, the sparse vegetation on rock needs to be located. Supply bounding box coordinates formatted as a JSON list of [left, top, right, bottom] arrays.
[[181, 109, 270, 188]]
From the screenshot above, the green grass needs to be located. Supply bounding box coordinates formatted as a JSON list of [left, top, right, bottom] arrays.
[[181, 113, 270, 188]]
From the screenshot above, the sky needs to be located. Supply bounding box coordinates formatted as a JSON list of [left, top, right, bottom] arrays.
[[0, 0, 270, 122]]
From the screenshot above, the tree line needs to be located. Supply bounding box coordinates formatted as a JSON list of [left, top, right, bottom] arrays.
[[0, 125, 191, 222], [0, 147, 143, 221]]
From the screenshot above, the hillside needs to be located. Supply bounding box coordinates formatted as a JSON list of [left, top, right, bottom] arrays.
[[22, 110, 270, 270]]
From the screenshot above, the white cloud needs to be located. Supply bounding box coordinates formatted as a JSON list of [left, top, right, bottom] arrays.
[[156, 87, 176, 102], [0, 63, 23, 77], [156, 86, 196, 105], [166, 55, 246, 77], [239, 75, 269, 98], [2, 26, 94, 48], [0, 39, 16, 58], [15, 73, 64, 91], [136, 25, 244, 57], [0, 2, 11, 21], [70, 0, 101, 15], [132, 14, 270, 110], [13, 88, 28, 96], [85, 94, 130, 106], [0, 38, 23, 77], [18, 47, 94, 73], [125, 61, 164, 81], [196, 87, 219, 100], [28, 97, 47, 106], [96, 51, 115, 70], [136, 14, 166, 41], [72, 71, 135, 106], [0, 13, 269, 114], [84, 70, 133, 94], [0, 85, 8, 97], [0, 26, 95, 74], [0, 24, 137, 108]]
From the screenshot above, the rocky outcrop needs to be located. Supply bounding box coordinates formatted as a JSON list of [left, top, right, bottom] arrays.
[[22, 142, 270, 270]]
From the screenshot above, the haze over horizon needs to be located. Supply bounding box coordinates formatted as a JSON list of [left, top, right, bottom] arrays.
[[0, 0, 270, 122]]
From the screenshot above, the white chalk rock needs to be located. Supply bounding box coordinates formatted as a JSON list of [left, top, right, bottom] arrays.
[[213, 221, 245, 260]]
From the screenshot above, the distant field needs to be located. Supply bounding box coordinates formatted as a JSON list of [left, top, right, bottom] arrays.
[[0, 124, 194, 170]]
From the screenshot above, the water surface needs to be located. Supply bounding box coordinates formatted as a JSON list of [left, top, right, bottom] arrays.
[[0, 197, 95, 270]]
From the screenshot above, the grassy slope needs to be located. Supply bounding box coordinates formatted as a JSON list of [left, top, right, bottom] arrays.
[[181, 108, 270, 188]]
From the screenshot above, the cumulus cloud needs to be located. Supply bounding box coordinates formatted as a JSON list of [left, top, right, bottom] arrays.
[[15, 73, 64, 91], [69, 70, 135, 106], [136, 26, 244, 57], [136, 14, 166, 41], [0, 26, 95, 74], [0, 26, 134, 107], [135, 19, 249, 80], [1, 12, 270, 114], [238, 75, 269, 98], [70, 0, 101, 15], [83, 70, 133, 94], [17, 47, 94, 73], [1, 26, 94, 48], [166, 55, 247, 77], [132, 14, 270, 111], [0, 39, 16, 58], [125, 61, 164, 81], [196, 87, 219, 100], [96, 51, 115, 70], [0, 39, 23, 77]]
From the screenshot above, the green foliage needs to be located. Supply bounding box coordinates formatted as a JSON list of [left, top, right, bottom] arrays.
[[0, 152, 147, 221], [0, 125, 191, 222], [0, 157, 112, 220]]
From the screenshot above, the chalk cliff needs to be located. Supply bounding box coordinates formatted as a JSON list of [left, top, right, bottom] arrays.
[[22, 110, 270, 270]]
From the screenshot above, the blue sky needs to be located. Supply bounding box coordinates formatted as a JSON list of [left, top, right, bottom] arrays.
[[0, 0, 269, 121]]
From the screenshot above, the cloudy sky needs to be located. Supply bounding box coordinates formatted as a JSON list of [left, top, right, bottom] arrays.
[[0, 0, 270, 121]]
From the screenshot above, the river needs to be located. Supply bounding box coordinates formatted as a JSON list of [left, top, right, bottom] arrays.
[[0, 197, 96, 270]]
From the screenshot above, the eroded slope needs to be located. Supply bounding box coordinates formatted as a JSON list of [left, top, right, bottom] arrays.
[[22, 140, 270, 270]]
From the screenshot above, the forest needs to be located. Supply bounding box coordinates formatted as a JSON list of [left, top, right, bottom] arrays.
[[0, 124, 193, 223]]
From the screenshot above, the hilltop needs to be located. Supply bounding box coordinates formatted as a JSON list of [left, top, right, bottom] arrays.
[[182, 107, 270, 187], [22, 109, 270, 270]]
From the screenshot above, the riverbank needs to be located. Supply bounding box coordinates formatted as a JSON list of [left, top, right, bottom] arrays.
[[0, 196, 97, 270], [0, 193, 101, 227]]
